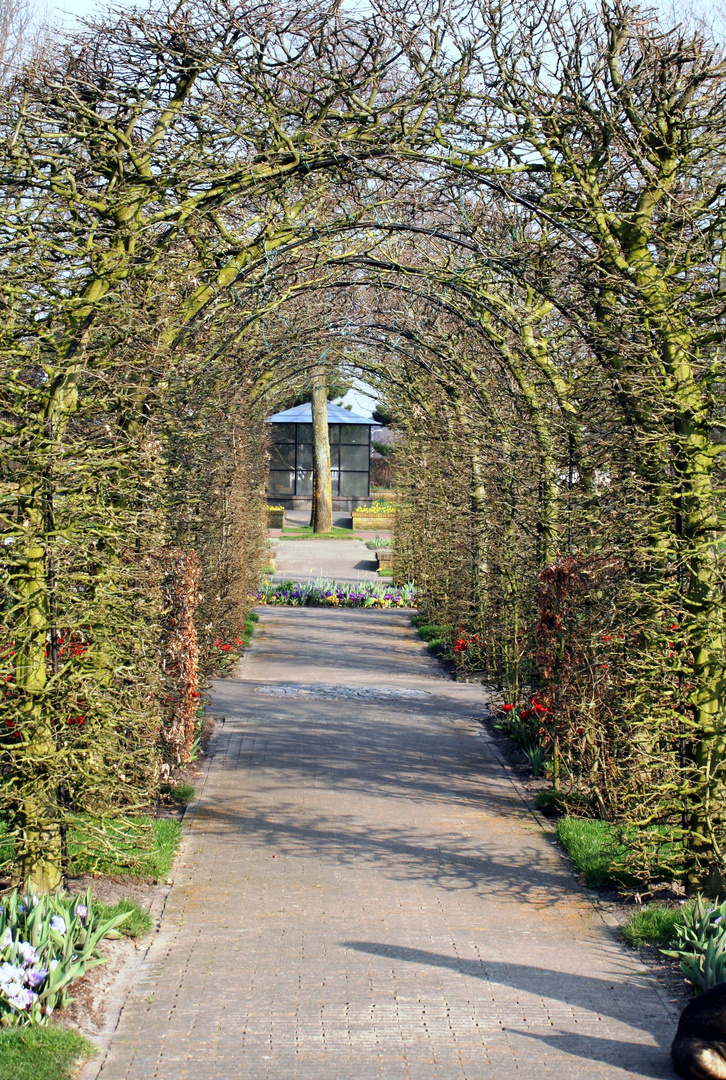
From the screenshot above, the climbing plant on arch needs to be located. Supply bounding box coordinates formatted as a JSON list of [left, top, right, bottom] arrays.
[[0, 0, 725, 897]]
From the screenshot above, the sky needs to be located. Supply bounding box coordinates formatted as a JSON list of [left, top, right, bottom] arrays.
[[43, 0, 125, 28], [338, 383, 378, 418], [42, 0, 726, 35]]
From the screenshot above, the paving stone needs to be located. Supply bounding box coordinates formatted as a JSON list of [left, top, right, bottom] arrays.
[[271, 537, 380, 584], [90, 608, 678, 1080]]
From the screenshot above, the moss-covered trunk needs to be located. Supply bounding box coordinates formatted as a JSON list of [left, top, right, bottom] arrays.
[[310, 375, 333, 534]]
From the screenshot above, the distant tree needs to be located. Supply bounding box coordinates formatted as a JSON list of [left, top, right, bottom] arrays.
[[372, 404, 394, 426], [0, 0, 34, 80]]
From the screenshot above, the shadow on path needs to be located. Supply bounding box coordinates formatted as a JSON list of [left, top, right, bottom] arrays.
[[341, 942, 674, 1077]]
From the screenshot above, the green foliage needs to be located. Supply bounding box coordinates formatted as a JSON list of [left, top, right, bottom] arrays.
[[365, 536, 394, 549], [0, 1026, 95, 1080], [94, 899, 152, 940], [161, 782, 195, 806], [189, 707, 208, 763], [556, 816, 682, 887], [0, 888, 131, 1026], [556, 818, 636, 888], [534, 789, 592, 817], [281, 526, 354, 539], [66, 817, 181, 880], [0, 816, 181, 881], [411, 621, 448, 654], [495, 707, 541, 750], [234, 612, 259, 652], [522, 742, 548, 778], [662, 895, 726, 994], [372, 404, 394, 426], [622, 904, 692, 948]]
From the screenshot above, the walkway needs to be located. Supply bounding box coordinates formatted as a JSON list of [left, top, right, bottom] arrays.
[[90, 609, 677, 1080], [271, 537, 379, 584], [270, 509, 389, 584]]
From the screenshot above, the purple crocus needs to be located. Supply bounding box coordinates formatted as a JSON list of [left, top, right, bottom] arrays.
[[17, 941, 38, 966], [25, 967, 47, 989]]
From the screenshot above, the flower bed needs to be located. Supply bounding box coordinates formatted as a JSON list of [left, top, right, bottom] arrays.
[[257, 579, 415, 608], [352, 512, 395, 531], [352, 499, 397, 531], [267, 506, 286, 528], [0, 889, 130, 1026]]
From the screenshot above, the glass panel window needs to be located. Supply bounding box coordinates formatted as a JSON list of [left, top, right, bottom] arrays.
[[297, 443, 313, 470], [340, 424, 369, 445], [339, 471, 369, 496], [328, 424, 340, 444], [296, 468, 313, 496], [269, 470, 294, 495], [340, 443, 369, 471], [296, 424, 313, 444], [270, 443, 295, 469], [330, 447, 340, 496], [270, 423, 296, 443]]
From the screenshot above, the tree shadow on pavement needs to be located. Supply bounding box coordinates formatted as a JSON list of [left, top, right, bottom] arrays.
[[340, 942, 675, 1079]]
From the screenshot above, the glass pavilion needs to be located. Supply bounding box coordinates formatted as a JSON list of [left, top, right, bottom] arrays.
[[266, 402, 378, 502]]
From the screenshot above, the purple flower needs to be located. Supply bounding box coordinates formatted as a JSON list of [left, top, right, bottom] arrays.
[[74, 903, 88, 919], [8, 985, 35, 1010], [25, 967, 47, 989], [50, 915, 66, 935], [18, 941, 38, 966], [0, 961, 23, 986]]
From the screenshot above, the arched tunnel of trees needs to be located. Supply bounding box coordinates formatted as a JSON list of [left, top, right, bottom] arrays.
[[2, 0, 726, 899]]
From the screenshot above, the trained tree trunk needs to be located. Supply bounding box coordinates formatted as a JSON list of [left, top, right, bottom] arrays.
[[310, 375, 333, 533]]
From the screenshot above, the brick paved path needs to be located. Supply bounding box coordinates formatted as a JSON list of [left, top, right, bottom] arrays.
[[91, 609, 677, 1080], [271, 537, 380, 584]]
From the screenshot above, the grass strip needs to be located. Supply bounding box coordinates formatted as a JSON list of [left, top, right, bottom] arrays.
[[0, 1026, 95, 1080], [621, 902, 692, 947], [241, 610, 259, 647], [94, 898, 153, 938], [160, 781, 195, 806], [556, 816, 679, 888], [281, 526, 354, 539], [556, 817, 634, 887], [67, 817, 182, 879]]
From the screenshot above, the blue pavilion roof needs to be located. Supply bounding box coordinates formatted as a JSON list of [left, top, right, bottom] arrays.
[[265, 402, 379, 425]]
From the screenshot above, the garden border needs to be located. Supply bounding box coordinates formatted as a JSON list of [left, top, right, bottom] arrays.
[[77, 715, 226, 1080], [472, 707, 681, 1026]]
